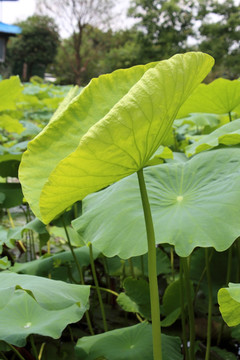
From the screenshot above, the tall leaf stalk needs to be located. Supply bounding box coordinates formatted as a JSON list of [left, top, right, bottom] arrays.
[[137, 169, 162, 360], [62, 217, 94, 335], [180, 261, 189, 360], [205, 248, 212, 360], [89, 242, 108, 332], [181, 257, 195, 360]]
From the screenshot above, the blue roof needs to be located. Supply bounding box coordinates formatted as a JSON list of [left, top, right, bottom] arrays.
[[0, 22, 21, 35]]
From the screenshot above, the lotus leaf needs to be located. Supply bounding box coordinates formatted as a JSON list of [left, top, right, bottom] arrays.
[[185, 118, 240, 157], [75, 322, 183, 360], [0, 272, 90, 346], [218, 283, 240, 327], [117, 277, 151, 319], [19, 52, 214, 223], [177, 78, 240, 118], [73, 148, 240, 258], [0, 76, 22, 112]]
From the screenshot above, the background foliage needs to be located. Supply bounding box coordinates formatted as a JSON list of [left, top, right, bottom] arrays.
[[4, 0, 240, 85]]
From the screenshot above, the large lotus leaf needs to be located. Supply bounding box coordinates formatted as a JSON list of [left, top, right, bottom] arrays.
[[73, 148, 240, 258], [0, 76, 23, 112], [49, 85, 80, 124], [0, 272, 90, 311], [75, 322, 183, 360], [218, 283, 240, 327], [0, 272, 90, 346], [185, 118, 240, 157], [0, 289, 88, 347], [19, 62, 157, 220], [19, 53, 214, 224], [177, 78, 240, 118]]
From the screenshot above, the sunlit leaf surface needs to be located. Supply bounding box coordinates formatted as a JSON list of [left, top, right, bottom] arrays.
[[218, 283, 240, 327], [19, 52, 214, 223], [177, 78, 240, 118], [185, 118, 240, 157], [0, 76, 23, 112]]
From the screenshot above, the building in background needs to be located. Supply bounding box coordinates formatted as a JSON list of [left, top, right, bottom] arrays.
[[0, 0, 21, 62], [0, 21, 21, 62]]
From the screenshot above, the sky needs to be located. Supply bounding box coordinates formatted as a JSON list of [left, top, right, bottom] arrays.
[[1, 0, 239, 38], [0, 0, 133, 36], [0, 0, 36, 24]]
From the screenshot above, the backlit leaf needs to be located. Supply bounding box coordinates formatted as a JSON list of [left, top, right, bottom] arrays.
[[185, 118, 240, 157], [218, 283, 240, 327], [0, 76, 23, 112], [0, 114, 25, 134], [19, 53, 214, 223], [177, 78, 240, 118]]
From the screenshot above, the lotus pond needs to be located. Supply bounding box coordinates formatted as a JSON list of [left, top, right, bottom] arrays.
[[1, 52, 240, 360]]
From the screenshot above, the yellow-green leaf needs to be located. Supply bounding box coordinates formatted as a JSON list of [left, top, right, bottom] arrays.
[[177, 78, 240, 118], [19, 52, 214, 223]]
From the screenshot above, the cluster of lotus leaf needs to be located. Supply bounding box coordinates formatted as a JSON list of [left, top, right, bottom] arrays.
[[1, 51, 240, 358]]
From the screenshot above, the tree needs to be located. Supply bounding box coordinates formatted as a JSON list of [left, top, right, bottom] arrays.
[[37, 0, 116, 85], [54, 28, 142, 85], [54, 26, 114, 85], [7, 15, 59, 81], [128, 0, 240, 78], [128, 0, 195, 62], [197, 0, 240, 79]]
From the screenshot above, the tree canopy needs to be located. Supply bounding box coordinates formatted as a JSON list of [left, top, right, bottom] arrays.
[[5, 0, 240, 83], [7, 15, 59, 81], [37, 0, 116, 85]]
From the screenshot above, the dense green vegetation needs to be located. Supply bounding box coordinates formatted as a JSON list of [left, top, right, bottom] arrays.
[[5, 0, 240, 85], [1, 52, 240, 359], [1, 1, 240, 358]]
